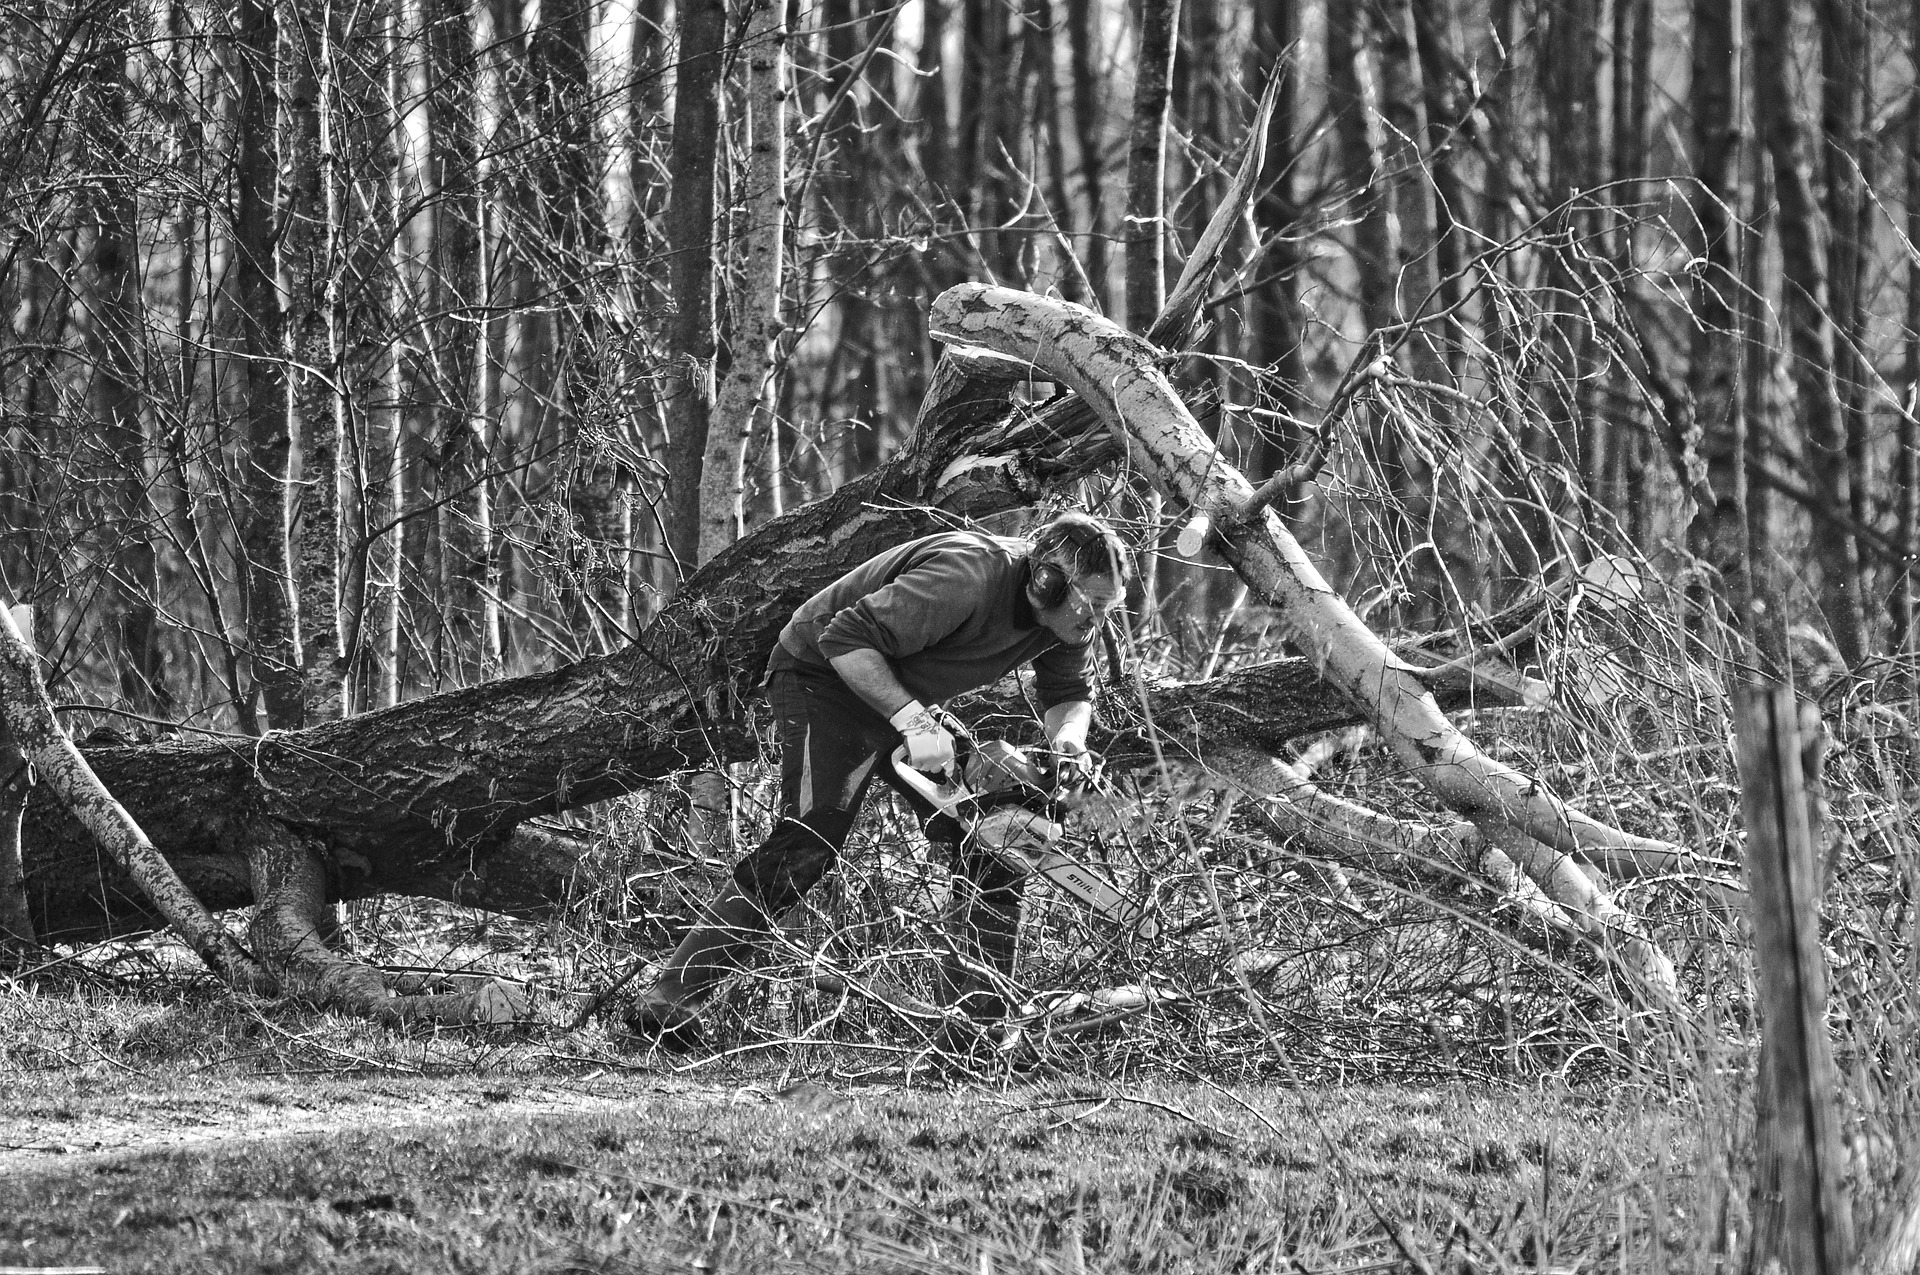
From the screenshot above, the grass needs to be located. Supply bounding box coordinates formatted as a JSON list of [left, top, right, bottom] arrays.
[[2, 1069, 1713, 1274]]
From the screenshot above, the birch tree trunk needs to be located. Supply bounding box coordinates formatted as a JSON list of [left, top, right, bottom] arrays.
[[929, 285, 1686, 993], [699, 0, 789, 564], [1, 606, 267, 986], [286, 0, 348, 721], [0, 607, 32, 950]]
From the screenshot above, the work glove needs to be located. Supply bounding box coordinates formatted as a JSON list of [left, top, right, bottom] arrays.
[[890, 700, 957, 774], [1045, 735, 1095, 790]]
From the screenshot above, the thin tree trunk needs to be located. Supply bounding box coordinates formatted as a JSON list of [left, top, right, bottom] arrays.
[[1897, 0, 1920, 653], [1818, 0, 1870, 542], [378, 0, 411, 709], [1411, 0, 1467, 321], [85, 18, 172, 718], [1754, 0, 1870, 665], [1063, 0, 1107, 309], [232, 0, 305, 730], [660, 0, 727, 576], [1246, 0, 1304, 477], [627, 0, 671, 268], [287, 0, 348, 721], [699, 0, 788, 563], [1123, 0, 1178, 331], [1684, 0, 1750, 623], [0, 605, 33, 950], [1327, 1, 1397, 336]]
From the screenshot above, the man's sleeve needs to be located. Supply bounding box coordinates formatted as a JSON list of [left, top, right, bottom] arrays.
[[815, 554, 979, 661], [1031, 641, 1094, 710]]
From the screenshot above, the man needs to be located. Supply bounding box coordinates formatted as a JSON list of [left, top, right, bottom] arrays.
[[626, 511, 1133, 1050]]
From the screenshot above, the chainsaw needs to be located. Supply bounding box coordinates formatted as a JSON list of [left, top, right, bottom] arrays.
[[891, 738, 1158, 941]]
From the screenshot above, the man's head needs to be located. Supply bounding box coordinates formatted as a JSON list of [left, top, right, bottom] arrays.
[[1026, 512, 1132, 644]]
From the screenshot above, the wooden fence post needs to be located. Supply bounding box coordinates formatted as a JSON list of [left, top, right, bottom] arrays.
[[1, 602, 37, 950], [1736, 677, 1853, 1274]]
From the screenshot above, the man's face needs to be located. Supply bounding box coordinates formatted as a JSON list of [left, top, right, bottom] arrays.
[[1033, 565, 1125, 644]]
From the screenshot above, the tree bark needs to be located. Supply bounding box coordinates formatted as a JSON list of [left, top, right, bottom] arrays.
[[0, 606, 33, 950], [1754, 0, 1870, 665], [1062, 0, 1108, 309], [1684, 0, 1749, 621], [1818, 0, 1870, 544], [660, 0, 728, 574], [1246, 0, 1305, 470], [1899, 0, 1920, 652], [1122, 0, 1178, 330], [1327, 1, 1397, 337], [699, 0, 789, 564], [286, 0, 348, 721], [84, 16, 171, 720], [232, 0, 306, 729]]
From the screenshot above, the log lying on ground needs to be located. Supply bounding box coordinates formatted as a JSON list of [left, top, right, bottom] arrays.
[[929, 284, 1694, 995], [15, 355, 1053, 965], [18, 321, 1656, 1015], [8, 353, 1323, 941]]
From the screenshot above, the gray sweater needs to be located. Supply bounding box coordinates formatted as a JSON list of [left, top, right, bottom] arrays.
[[776, 530, 1094, 710]]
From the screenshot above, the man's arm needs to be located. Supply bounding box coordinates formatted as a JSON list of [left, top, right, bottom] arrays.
[[830, 649, 956, 772], [828, 649, 916, 720]]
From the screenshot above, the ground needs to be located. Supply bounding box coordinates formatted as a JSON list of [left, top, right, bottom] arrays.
[[1, 1058, 1709, 1274]]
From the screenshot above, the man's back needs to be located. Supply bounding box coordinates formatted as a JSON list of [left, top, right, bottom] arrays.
[[775, 530, 1090, 709]]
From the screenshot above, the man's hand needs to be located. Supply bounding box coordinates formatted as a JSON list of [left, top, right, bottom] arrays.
[[1047, 737, 1095, 789], [1043, 700, 1095, 789], [890, 700, 956, 774]]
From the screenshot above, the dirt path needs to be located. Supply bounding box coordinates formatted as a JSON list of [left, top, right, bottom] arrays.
[[0, 1072, 774, 1177]]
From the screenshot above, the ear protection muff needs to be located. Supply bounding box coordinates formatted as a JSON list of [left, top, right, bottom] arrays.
[[1027, 517, 1106, 609], [1029, 559, 1070, 608]]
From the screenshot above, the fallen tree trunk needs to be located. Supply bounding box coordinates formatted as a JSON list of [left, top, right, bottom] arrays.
[[17, 317, 1682, 1021], [30, 341, 1547, 945]]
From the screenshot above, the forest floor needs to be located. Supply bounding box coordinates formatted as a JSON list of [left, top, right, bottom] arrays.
[[0, 1047, 1702, 1275], [0, 927, 1726, 1275]]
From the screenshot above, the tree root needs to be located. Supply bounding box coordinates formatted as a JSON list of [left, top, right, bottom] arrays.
[[242, 816, 528, 1026]]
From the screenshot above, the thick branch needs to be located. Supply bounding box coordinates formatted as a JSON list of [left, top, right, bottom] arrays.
[[927, 284, 1687, 994]]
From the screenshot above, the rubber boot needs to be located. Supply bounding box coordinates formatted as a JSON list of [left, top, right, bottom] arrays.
[[625, 883, 770, 1052]]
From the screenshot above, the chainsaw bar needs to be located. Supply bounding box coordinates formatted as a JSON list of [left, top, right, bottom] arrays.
[[891, 744, 1157, 940]]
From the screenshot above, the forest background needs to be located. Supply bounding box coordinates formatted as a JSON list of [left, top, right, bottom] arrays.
[[3, 0, 1914, 726]]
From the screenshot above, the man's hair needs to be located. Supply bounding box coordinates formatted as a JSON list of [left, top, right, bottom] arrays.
[[1031, 512, 1134, 584]]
